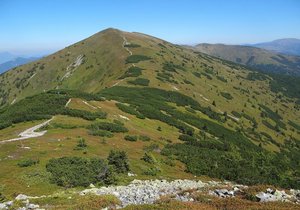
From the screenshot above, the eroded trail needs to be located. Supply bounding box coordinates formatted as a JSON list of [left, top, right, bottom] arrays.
[[0, 118, 53, 143]]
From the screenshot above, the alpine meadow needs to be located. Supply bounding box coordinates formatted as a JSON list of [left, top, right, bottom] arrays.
[[0, 1, 300, 209]]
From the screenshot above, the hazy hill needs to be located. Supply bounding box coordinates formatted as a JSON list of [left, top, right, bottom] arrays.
[[190, 43, 300, 76], [0, 28, 299, 208], [0, 52, 16, 64], [0, 57, 40, 74], [252, 38, 300, 56]]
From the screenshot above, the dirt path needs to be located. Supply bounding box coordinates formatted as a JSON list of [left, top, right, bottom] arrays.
[[111, 36, 137, 87], [0, 118, 53, 144]]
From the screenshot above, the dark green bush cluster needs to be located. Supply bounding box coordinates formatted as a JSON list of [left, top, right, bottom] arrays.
[[193, 72, 201, 78], [246, 72, 268, 81], [128, 78, 150, 86], [18, 158, 39, 167], [220, 92, 233, 100], [107, 150, 130, 173], [139, 135, 151, 141], [124, 43, 141, 48], [178, 134, 197, 142], [163, 61, 185, 72], [124, 135, 138, 141], [116, 103, 145, 119], [46, 157, 112, 187], [46, 150, 130, 187], [268, 73, 300, 99], [100, 86, 299, 188], [143, 167, 160, 176], [183, 79, 194, 86], [156, 71, 178, 84], [119, 66, 144, 79], [125, 55, 151, 63], [0, 91, 106, 130], [141, 153, 155, 163], [88, 121, 128, 138], [74, 137, 87, 150], [259, 104, 286, 130]]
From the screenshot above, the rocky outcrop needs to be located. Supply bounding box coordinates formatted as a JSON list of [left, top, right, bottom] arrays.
[[81, 179, 208, 207], [256, 188, 300, 203]]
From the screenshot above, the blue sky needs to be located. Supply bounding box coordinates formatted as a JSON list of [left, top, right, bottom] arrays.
[[1, 0, 300, 56]]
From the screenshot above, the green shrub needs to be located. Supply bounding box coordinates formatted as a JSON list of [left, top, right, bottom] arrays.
[[116, 103, 145, 119], [18, 158, 39, 167], [183, 79, 194, 85], [246, 72, 268, 81], [125, 55, 151, 63], [139, 135, 151, 141], [220, 92, 233, 100], [0, 90, 106, 130], [119, 66, 143, 79], [74, 137, 87, 150], [178, 134, 197, 142], [141, 153, 155, 163], [124, 43, 141, 48], [193, 72, 201, 78], [143, 167, 160, 176], [89, 122, 128, 133], [124, 135, 138, 141], [107, 150, 130, 173], [163, 62, 185, 72], [88, 129, 113, 137], [46, 157, 113, 187]]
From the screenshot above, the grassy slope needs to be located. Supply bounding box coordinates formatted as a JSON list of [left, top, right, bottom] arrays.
[[0, 28, 299, 202]]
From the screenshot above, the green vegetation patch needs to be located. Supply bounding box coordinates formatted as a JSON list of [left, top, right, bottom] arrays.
[[100, 86, 299, 188], [125, 55, 151, 63], [119, 66, 144, 79], [18, 159, 39, 167], [116, 103, 145, 119], [0, 90, 106, 130], [246, 72, 268, 81], [124, 135, 138, 142], [88, 121, 128, 138], [46, 157, 115, 187], [220, 92, 233, 100], [163, 62, 185, 72]]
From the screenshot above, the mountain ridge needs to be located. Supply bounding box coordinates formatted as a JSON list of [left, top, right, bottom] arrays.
[[250, 38, 300, 56], [189, 43, 300, 76]]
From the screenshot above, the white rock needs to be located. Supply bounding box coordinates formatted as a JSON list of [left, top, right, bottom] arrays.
[[89, 183, 95, 188], [0, 203, 6, 210], [5, 201, 13, 206], [256, 192, 277, 202], [15, 194, 28, 201], [27, 203, 39, 209]]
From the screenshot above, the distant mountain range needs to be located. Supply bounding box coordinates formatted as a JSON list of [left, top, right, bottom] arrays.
[[190, 43, 300, 76], [250, 38, 300, 56], [0, 57, 40, 74]]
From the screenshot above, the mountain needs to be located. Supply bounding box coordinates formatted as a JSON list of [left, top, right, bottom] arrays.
[[190, 43, 300, 76], [0, 57, 40, 74], [251, 38, 300, 56], [0, 52, 16, 64], [0, 28, 299, 209]]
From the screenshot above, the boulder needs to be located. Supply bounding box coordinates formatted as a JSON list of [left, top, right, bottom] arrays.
[[15, 194, 28, 201], [256, 192, 277, 202]]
